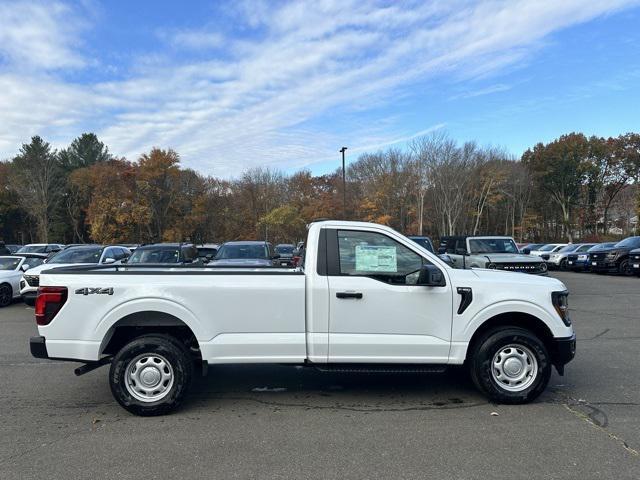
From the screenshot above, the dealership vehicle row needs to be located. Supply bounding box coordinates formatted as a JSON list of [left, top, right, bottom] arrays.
[[2, 232, 640, 309]]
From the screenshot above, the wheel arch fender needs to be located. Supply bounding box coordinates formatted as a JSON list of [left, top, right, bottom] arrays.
[[458, 301, 563, 361], [95, 298, 205, 354]]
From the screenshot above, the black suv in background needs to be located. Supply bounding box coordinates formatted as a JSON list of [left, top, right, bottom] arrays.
[[589, 236, 640, 275], [407, 236, 435, 253], [126, 243, 200, 264]]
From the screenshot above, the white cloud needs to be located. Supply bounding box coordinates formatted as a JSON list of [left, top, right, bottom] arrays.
[[0, 0, 638, 174], [0, 1, 85, 70]]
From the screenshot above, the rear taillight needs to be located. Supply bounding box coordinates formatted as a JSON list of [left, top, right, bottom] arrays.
[[292, 256, 300, 267], [35, 287, 68, 326]]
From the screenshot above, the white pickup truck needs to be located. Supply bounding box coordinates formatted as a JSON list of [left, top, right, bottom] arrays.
[[30, 220, 575, 416]]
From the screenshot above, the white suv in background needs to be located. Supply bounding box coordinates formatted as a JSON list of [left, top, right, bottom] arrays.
[[20, 245, 130, 306], [527, 244, 568, 258]]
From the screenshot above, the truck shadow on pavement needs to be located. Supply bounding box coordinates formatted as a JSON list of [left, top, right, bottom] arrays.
[[183, 364, 491, 413]]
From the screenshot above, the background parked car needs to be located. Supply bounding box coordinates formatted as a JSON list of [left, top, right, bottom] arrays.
[[407, 236, 435, 253], [438, 235, 547, 274], [16, 243, 64, 255], [567, 242, 616, 271], [196, 243, 220, 262], [20, 245, 130, 306], [274, 244, 296, 267], [520, 243, 546, 254], [546, 243, 596, 270], [210, 241, 278, 267], [589, 236, 640, 275], [527, 244, 568, 258], [126, 243, 199, 264], [6, 244, 23, 253], [0, 253, 47, 307]]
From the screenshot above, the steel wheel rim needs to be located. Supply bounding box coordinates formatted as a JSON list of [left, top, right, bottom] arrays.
[[491, 344, 538, 392], [125, 353, 174, 403]]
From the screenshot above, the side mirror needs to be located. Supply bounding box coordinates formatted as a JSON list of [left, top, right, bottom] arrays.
[[522, 248, 531, 255], [418, 264, 446, 287], [121, 257, 128, 264], [103, 258, 116, 264], [205, 254, 213, 260], [455, 247, 467, 255], [21, 264, 30, 272]]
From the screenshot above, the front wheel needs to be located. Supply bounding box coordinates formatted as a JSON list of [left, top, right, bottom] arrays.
[[559, 259, 568, 271], [469, 327, 551, 404], [0, 284, 12, 307], [618, 259, 633, 276], [109, 334, 193, 416]]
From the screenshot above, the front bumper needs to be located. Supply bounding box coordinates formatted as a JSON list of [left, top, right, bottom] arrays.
[[590, 260, 617, 272], [30, 336, 49, 359], [550, 333, 576, 374]]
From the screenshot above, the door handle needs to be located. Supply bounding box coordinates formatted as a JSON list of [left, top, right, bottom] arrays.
[[336, 292, 363, 299]]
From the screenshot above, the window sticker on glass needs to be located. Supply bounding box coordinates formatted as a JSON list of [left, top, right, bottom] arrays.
[[355, 245, 397, 272]]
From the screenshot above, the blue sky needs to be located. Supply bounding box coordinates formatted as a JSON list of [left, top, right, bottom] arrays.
[[1, 0, 639, 177]]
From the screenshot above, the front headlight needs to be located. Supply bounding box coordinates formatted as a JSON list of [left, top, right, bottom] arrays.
[[551, 290, 570, 326]]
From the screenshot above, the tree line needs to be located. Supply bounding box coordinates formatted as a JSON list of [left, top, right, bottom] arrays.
[[1, 131, 639, 246]]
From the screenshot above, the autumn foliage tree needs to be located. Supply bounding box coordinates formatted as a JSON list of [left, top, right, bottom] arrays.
[[1, 131, 639, 246]]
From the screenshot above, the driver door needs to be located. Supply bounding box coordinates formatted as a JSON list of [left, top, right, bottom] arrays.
[[327, 229, 453, 363]]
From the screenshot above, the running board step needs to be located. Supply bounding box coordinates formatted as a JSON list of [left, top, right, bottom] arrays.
[[313, 364, 447, 374]]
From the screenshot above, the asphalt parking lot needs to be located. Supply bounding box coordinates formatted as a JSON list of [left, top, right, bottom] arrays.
[[1, 272, 638, 479]]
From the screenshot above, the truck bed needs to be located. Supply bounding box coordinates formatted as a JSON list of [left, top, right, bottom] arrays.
[[38, 265, 307, 363]]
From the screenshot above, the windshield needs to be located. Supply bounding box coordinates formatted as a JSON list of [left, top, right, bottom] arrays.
[[275, 245, 294, 255], [0, 257, 21, 270], [216, 244, 268, 259], [17, 245, 47, 253], [576, 244, 594, 252], [525, 244, 544, 250], [558, 244, 580, 253], [539, 244, 559, 252], [49, 247, 104, 264], [128, 248, 180, 263], [468, 238, 518, 254], [614, 237, 640, 249]]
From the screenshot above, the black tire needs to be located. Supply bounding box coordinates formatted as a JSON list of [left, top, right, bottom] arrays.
[[109, 334, 193, 416], [0, 283, 12, 308], [559, 259, 568, 271], [469, 327, 551, 404], [618, 259, 633, 276]]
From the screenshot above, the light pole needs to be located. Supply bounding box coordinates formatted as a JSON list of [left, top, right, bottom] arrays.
[[340, 147, 347, 219]]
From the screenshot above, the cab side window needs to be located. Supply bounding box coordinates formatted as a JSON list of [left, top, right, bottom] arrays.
[[337, 230, 425, 285]]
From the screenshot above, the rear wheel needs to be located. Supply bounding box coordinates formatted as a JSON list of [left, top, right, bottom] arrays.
[[0, 284, 12, 308], [109, 334, 193, 416], [469, 327, 551, 404]]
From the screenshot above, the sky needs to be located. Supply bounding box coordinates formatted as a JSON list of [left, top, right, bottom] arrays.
[[1, 0, 639, 178]]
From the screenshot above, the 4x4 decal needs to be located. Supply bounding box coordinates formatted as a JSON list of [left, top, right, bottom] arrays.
[[74, 287, 114, 296]]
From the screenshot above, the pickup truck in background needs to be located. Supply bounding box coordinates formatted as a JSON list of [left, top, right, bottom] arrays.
[[30, 220, 575, 416], [439, 235, 548, 275]]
